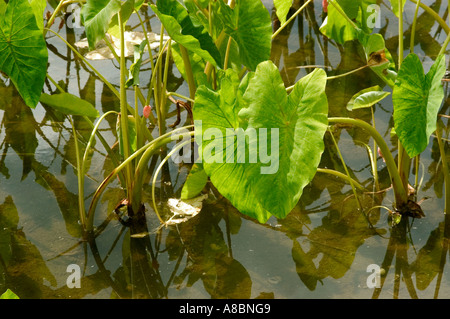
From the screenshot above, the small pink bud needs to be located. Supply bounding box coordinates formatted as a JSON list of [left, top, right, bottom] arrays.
[[143, 105, 152, 119], [323, 0, 328, 12]]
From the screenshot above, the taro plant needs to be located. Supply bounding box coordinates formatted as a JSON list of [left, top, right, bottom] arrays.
[[319, 0, 449, 222], [1, 0, 447, 235]]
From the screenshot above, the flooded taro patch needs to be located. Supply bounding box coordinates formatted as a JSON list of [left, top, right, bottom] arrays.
[[0, 0, 449, 300]]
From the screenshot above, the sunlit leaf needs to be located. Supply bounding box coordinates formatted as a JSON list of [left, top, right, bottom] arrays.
[[194, 62, 328, 222]]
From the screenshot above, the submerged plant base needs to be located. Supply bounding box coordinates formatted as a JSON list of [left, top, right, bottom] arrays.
[[114, 199, 146, 227], [396, 199, 426, 219]]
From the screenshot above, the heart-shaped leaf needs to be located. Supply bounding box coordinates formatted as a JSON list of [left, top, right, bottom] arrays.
[[194, 62, 328, 223], [393, 53, 446, 158], [214, 0, 272, 71], [0, 0, 48, 108]]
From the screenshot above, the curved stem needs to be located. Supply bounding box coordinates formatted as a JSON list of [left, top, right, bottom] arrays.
[[316, 168, 366, 191], [151, 139, 193, 223], [410, 0, 421, 53], [328, 117, 408, 205], [86, 126, 194, 231], [118, 12, 133, 198]]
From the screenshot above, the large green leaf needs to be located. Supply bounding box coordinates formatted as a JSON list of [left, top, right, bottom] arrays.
[[194, 62, 328, 223], [39, 92, 99, 118], [0, 0, 48, 108], [81, 0, 122, 50], [393, 53, 446, 158], [151, 0, 222, 68], [214, 0, 272, 71]]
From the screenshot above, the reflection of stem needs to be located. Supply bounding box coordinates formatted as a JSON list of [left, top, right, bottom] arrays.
[[409, 0, 450, 34], [436, 122, 449, 215]]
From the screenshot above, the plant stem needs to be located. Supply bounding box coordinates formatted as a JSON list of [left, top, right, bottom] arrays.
[[151, 139, 193, 223], [87, 126, 194, 230], [316, 168, 365, 191], [328, 117, 408, 205], [397, 0, 411, 203], [328, 128, 363, 211], [68, 116, 87, 231], [272, 0, 314, 39], [410, 0, 421, 53], [118, 11, 134, 198]]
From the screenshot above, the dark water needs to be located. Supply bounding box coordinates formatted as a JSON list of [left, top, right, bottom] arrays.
[[0, 0, 449, 299]]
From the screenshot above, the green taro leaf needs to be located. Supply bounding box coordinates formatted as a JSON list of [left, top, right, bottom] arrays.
[[151, 0, 222, 68], [181, 163, 208, 199], [0, 0, 48, 108], [393, 53, 446, 158], [214, 0, 272, 71], [390, 0, 406, 18], [81, 0, 122, 50], [194, 62, 328, 223], [274, 0, 292, 25], [347, 85, 390, 110], [28, 0, 47, 30], [0, 289, 19, 299], [39, 93, 99, 118]]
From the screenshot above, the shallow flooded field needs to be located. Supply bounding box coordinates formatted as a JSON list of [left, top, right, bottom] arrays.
[[0, 0, 449, 299]]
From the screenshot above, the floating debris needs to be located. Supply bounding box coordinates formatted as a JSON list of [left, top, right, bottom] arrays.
[[165, 194, 208, 226], [74, 32, 170, 60]]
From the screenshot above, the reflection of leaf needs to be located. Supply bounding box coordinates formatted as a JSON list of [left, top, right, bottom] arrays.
[[0, 196, 57, 297], [204, 256, 252, 299], [3, 97, 38, 180], [412, 225, 444, 290], [292, 240, 320, 290], [33, 161, 83, 238]]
